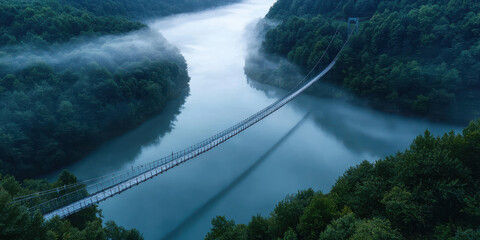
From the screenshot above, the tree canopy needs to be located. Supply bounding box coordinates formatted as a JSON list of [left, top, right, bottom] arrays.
[[0, 0, 240, 47], [61, 0, 240, 20], [205, 119, 480, 239], [0, 171, 143, 240], [0, 0, 145, 47], [0, 51, 190, 178], [248, 0, 480, 123], [0, 0, 198, 178]]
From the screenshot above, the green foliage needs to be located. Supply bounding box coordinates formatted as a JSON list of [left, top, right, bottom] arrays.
[[330, 160, 389, 218], [205, 120, 480, 239], [319, 213, 358, 240], [205, 216, 247, 240], [269, 189, 315, 239], [55, 170, 78, 187], [454, 228, 480, 240], [252, 0, 480, 123], [381, 187, 424, 233], [349, 218, 402, 240], [0, 0, 144, 47], [296, 193, 338, 240], [104, 221, 143, 240], [0, 173, 143, 240], [0, 55, 189, 178], [61, 0, 239, 20], [282, 228, 297, 240], [246, 215, 269, 240], [0, 0, 206, 179], [0, 0, 239, 47]]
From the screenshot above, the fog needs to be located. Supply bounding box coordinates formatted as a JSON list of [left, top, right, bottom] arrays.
[[243, 18, 305, 90], [0, 19, 192, 178], [0, 28, 181, 73], [46, 1, 462, 239], [244, 18, 354, 101]]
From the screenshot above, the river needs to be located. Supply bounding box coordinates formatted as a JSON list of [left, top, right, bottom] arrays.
[[54, 0, 462, 239]]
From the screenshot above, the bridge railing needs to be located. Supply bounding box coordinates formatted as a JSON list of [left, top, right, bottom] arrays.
[[30, 59, 335, 216], [30, 76, 311, 216], [31, 20, 358, 217]]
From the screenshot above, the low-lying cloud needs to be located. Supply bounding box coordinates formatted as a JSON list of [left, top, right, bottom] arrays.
[[0, 28, 181, 73]]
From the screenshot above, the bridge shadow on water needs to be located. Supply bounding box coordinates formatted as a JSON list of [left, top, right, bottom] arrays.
[[247, 79, 461, 158], [160, 112, 311, 240]]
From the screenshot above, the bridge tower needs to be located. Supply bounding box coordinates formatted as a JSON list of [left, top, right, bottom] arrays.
[[348, 17, 359, 34]]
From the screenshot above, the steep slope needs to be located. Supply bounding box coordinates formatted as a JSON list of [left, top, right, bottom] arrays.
[[0, 0, 200, 178], [205, 119, 480, 239], [247, 0, 480, 123], [62, 0, 240, 20]]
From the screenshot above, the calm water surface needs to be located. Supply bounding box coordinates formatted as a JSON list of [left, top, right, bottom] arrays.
[[56, 1, 462, 239]]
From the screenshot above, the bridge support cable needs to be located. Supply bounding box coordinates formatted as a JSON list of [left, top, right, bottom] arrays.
[[29, 21, 359, 220], [291, 20, 343, 91]]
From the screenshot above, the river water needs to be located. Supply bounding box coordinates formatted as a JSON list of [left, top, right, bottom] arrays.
[[55, 1, 462, 239]]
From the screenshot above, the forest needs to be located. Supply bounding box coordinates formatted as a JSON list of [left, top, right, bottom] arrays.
[[246, 0, 480, 123], [61, 0, 240, 20], [0, 51, 189, 178], [205, 119, 480, 240], [0, 1, 243, 238], [0, 171, 143, 240], [0, 0, 239, 48], [0, 0, 145, 47], [0, 0, 202, 179]]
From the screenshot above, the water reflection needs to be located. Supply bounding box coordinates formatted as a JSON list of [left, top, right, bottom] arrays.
[[247, 79, 462, 158], [47, 91, 188, 180], [162, 112, 310, 240], [51, 1, 464, 239]]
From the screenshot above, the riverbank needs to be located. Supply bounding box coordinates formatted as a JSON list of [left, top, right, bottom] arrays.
[[50, 2, 460, 239], [205, 120, 480, 239], [0, 0, 243, 179], [245, 0, 480, 125]]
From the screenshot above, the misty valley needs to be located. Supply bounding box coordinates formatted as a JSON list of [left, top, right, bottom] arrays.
[[1, 0, 480, 240]]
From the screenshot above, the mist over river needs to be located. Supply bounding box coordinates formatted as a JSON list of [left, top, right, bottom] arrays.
[[50, 1, 462, 239]]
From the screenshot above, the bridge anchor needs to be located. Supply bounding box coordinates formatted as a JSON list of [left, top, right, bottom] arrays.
[[348, 17, 359, 34]]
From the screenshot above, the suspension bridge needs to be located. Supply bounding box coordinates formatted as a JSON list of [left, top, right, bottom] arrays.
[[12, 20, 358, 220]]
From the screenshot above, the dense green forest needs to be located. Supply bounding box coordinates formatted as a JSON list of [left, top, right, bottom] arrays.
[[246, 0, 480, 123], [0, 0, 145, 47], [205, 119, 480, 239], [0, 171, 143, 239], [0, 54, 189, 178], [61, 0, 240, 20], [0, 0, 240, 47], [0, 0, 203, 178]]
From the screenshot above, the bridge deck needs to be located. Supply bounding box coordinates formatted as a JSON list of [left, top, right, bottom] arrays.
[[42, 60, 336, 220]]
